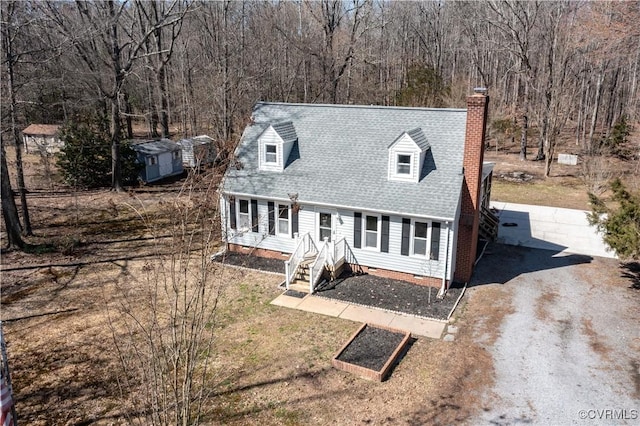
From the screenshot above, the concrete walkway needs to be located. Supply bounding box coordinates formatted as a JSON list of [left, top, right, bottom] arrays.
[[491, 201, 615, 258], [270, 292, 447, 339]]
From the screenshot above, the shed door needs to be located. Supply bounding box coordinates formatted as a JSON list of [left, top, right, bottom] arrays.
[[158, 152, 173, 176]]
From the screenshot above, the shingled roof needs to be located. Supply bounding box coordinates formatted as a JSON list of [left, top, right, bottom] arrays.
[[224, 102, 468, 220], [22, 124, 60, 136]]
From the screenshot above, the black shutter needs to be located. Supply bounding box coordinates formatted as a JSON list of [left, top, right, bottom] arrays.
[[353, 212, 362, 248], [381, 215, 390, 253], [268, 202, 275, 235], [229, 197, 237, 230], [251, 199, 258, 232], [401, 218, 410, 256], [430, 222, 441, 260], [291, 209, 299, 237]]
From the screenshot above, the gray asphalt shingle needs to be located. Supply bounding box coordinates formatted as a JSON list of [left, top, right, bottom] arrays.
[[224, 102, 468, 220]]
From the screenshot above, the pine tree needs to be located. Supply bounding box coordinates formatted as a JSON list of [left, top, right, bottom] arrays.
[[588, 178, 640, 260]]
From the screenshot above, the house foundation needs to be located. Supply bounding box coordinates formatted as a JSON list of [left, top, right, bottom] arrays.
[[227, 243, 447, 289]]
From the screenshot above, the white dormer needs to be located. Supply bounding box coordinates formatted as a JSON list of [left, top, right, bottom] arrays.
[[388, 128, 430, 182], [258, 121, 297, 172]]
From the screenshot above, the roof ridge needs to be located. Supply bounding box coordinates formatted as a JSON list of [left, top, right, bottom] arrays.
[[255, 101, 467, 113]]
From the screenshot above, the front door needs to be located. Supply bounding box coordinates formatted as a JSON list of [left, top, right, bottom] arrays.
[[318, 212, 332, 242]]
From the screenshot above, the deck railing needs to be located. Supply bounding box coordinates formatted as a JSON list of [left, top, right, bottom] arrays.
[[309, 238, 329, 293], [285, 232, 317, 289]]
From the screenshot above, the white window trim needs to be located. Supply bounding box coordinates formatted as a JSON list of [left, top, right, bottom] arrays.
[[237, 198, 252, 232], [396, 153, 413, 176], [411, 219, 430, 258], [276, 203, 290, 236], [265, 144, 277, 163], [410, 219, 445, 260], [362, 214, 381, 251]]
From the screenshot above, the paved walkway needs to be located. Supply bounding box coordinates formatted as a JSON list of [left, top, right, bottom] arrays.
[[270, 292, 447, 339], [491, 201, 615, 258]]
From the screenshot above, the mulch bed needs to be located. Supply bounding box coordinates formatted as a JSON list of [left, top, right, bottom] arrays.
[[212, 251, 285, 275], [214, 252, 464, 320], [316, 273, 464, 320], [335, 325, 406, 372]]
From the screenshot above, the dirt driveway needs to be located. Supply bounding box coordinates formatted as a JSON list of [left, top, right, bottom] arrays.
[[468, 243, 640, 425]]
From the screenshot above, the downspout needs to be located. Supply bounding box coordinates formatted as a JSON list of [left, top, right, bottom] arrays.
[[439, 221, 450, 297]]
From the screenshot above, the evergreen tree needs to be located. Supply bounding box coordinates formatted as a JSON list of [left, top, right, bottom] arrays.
[[588, 178, 640, 260], [57, 117, 141, 188]]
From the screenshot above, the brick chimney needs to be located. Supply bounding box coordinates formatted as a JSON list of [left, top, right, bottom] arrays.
[[454, 88, 489, 283]]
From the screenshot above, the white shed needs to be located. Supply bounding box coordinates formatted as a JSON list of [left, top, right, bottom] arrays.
[[176, 135, 217, 168], [22, 124, 62, 154]]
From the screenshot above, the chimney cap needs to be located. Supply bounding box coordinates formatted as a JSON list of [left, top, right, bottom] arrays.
[[473, 87, 488, 95]]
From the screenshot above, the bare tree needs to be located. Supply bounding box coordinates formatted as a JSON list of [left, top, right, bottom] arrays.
[[2, 0, 32, 235], [109, 170, 224, 425], [0, 135, 24, 250], [41, 0, 188, 191]]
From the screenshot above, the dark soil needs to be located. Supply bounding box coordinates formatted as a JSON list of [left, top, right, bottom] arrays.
[[317, 273, 464, 320], [213, 251, 285, 274], [336, 325, 405, 372]]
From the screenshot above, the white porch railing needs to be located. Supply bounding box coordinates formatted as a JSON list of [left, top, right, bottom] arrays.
[[285, 232, 317, 289], [309, 238, 330, 293]]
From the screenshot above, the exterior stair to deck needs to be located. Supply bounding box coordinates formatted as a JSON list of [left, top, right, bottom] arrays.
[[479, 205, 499, 241], [287, 254, 316, 293]]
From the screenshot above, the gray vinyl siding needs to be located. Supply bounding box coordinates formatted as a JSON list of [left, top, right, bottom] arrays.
[[221, 196, 455, 280], [339, 211, 448, 279], [223, 197, 297, 253]]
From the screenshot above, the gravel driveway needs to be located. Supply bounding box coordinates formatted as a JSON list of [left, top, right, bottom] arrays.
[[469, 243, 640, 425]]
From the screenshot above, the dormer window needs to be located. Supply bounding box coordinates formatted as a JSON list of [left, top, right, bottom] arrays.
[[265, 144, 277, 163], [258, 121, 297, 172], [388, 128, 430, 183], [397, 154, 412, 175]]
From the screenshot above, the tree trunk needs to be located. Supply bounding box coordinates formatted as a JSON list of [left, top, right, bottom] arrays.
[[1, 136, 25, 250], [110, 98, 124, 192], [520, 113, 528, 161], [588, 64, 604, 153], [3, 1, 32, 235]]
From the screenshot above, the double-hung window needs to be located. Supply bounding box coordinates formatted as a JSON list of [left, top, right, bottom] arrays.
[[277, 204, 289, 235], [413, 221, 428, 256], [265, 144, 277, 163], [365, 215, 379, 249], [397, 154, 411, 175], [238, 199, 250, 230]]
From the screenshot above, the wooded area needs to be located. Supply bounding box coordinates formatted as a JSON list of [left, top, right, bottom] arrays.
[[1, 0, 639, 185]]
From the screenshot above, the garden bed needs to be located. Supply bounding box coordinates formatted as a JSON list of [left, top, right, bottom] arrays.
[[332, 323, 411, 382]]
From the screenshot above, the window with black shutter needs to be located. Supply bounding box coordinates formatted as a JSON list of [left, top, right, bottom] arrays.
[[268, 201, 275, 235], [401, 218, 410, 255], [291, 209, 299, 237], [381, 216, 390, 253], [353, 212, 362, 248], [251, 199, 258, 232], [430, 222, 441, 260], [229, 197, 237, 230]]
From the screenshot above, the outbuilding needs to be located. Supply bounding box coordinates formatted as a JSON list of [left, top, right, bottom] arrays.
[[131, 139, 184, 183], [22, 124, 62, 154], [176, 135, 217, 168]]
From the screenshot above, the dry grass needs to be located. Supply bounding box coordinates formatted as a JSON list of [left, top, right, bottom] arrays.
[[0, 178, 516, 424]]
